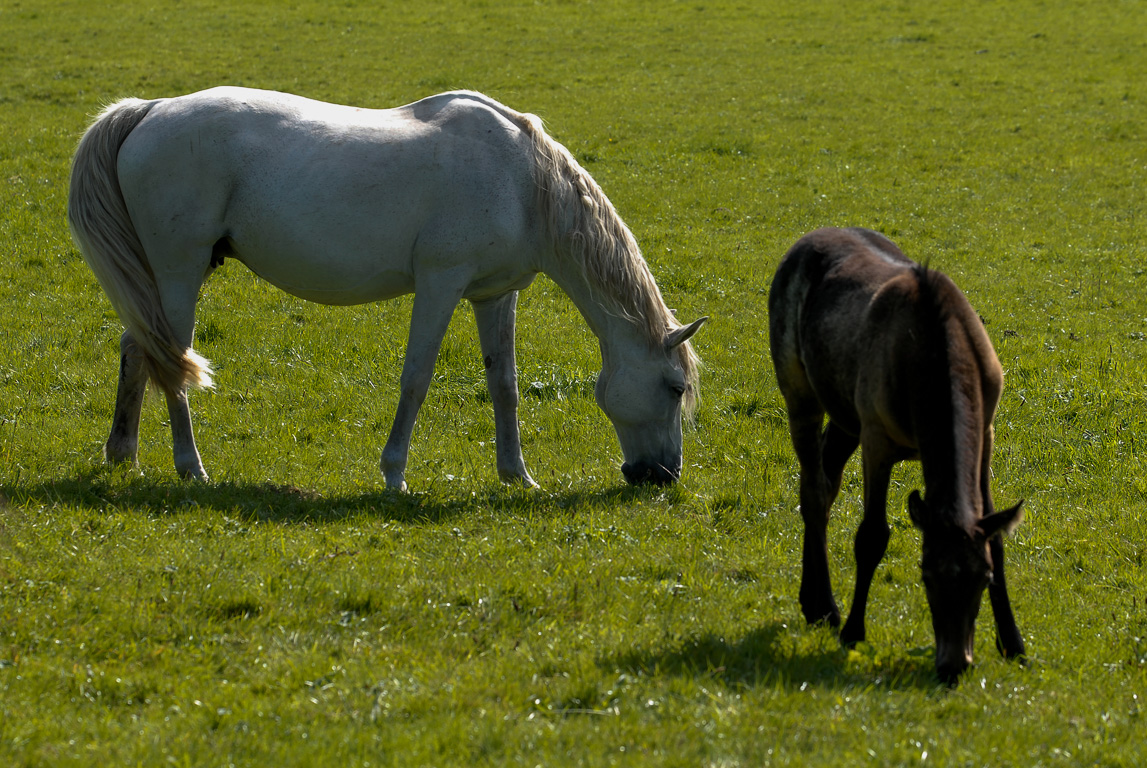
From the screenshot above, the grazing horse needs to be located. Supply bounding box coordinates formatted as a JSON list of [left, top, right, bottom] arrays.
[[768, 227, 1024, 683], [68, 87, 706, 490]]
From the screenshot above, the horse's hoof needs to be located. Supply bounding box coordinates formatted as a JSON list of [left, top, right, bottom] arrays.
[[104, 442, 138, 466]]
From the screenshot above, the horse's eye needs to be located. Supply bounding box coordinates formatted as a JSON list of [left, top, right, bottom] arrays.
[[669, 383, 686, 398]]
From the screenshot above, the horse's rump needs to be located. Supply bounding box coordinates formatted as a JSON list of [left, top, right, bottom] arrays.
[[68, 97, 213, 393]]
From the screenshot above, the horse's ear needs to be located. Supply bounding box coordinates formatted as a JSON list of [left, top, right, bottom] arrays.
[[907, 490, 928, 530], [977, 500, 1025, 541], [666, 316, 708, 351]]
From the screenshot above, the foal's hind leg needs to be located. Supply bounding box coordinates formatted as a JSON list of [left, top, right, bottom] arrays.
[[105, 331, 149, 467], [789, 404, 859, 627], [471, 292, 537, 488]]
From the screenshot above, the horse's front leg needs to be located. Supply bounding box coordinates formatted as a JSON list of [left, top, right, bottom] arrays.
[[380, 284, 465, 491], [105, 331, 149, 467], [839, 432, 893, 647], [987, 536, 1025, 659], [471, 292, 536, 488]]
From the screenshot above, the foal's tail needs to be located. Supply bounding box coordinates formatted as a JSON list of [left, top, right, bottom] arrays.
[[68, 98, 213, 393]]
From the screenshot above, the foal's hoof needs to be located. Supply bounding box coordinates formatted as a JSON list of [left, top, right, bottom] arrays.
[[996, 633, 1027, 664], [801, 605, 841, 629], [839, 622, 865, 649], [501, 472, 539, 490]]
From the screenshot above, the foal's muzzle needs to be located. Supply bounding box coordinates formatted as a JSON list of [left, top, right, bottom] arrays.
[[621, 460, 680, 486]]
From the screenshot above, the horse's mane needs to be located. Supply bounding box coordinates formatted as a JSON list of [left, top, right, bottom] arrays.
[[511, 110, 701, 415]]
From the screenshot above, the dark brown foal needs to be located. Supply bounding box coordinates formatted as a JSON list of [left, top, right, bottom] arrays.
[[768, 227, 1025, 683]]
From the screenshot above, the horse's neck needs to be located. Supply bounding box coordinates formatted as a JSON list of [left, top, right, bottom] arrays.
[[538, 249, 640, 359]]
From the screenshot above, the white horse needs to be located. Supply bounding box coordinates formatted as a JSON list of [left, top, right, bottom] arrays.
[[68, 87, 706, 490]]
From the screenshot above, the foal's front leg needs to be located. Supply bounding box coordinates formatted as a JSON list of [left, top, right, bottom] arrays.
[[980, 426, 1026, 659], [105, 331, 149, 467], [839, 432, 894, 647], [380, 284, 465, 491], [471, 292, 536, 487], [790, 410, 858, 627]]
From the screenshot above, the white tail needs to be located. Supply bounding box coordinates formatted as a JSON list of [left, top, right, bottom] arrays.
[[67, 98, 213, 393]]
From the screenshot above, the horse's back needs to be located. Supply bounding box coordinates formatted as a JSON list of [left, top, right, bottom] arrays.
[[113, 87, 544, 305]]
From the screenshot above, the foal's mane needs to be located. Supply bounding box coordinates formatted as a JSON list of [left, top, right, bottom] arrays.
[[910, 262, 982, 511], [512, 110, 701, 414]]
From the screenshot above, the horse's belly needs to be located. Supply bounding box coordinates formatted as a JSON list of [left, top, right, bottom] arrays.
[[234, 249, 415, 305]]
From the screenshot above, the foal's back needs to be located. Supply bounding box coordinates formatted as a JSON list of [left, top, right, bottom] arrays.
[[768, 226, 1002, 450]]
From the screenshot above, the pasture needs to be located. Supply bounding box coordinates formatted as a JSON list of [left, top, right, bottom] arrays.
[[1, 0, 1145, 764]]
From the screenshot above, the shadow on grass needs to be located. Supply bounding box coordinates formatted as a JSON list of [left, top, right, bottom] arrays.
[[0, 469, 671, 526], [601, 622, 940, 692]]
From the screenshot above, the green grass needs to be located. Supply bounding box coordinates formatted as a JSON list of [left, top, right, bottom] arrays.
[[2, 0, 1146, 765]]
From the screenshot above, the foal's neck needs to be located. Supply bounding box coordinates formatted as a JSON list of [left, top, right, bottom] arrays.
[[918, 382, 985, 528]]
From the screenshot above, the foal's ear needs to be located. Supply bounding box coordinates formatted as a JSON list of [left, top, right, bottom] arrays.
[[665, 317, 708, 351], [907, 490, 928, 530], [977, 500, 1025, 541]]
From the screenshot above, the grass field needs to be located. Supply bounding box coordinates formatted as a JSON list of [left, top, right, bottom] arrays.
[[2, 0, 1146, 765]]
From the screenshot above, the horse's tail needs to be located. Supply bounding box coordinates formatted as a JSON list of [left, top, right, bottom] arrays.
[[68, 98, 214, 393]]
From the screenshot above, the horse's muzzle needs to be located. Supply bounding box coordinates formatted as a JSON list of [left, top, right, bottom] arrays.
[[621, 461, 680, 486]]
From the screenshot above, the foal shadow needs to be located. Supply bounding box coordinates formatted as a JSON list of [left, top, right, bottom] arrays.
[[601, 622, 939, 692]]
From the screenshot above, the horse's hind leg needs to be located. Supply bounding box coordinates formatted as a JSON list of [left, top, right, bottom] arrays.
[[471, 291, 536, 487], [157, 276, 208, 481], [788, 404, 859, 627], [105, 331, 149, 467]]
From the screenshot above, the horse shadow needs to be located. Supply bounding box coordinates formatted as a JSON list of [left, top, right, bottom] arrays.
[[0, 470, 669, 526], [600, 622, 940, 692]]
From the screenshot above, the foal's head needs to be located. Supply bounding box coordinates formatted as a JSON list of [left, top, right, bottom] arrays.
[[908, 491, 1024, 684]]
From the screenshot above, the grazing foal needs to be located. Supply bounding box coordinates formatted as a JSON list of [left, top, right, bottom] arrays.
[[768, 227, 1025, 683]]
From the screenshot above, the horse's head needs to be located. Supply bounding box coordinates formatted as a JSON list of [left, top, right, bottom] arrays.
[[595, 317, 706, 485], [908, 491, 1024, 684]]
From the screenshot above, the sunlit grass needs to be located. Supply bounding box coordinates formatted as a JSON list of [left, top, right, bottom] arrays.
[[1, 0, 1145, 765]]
